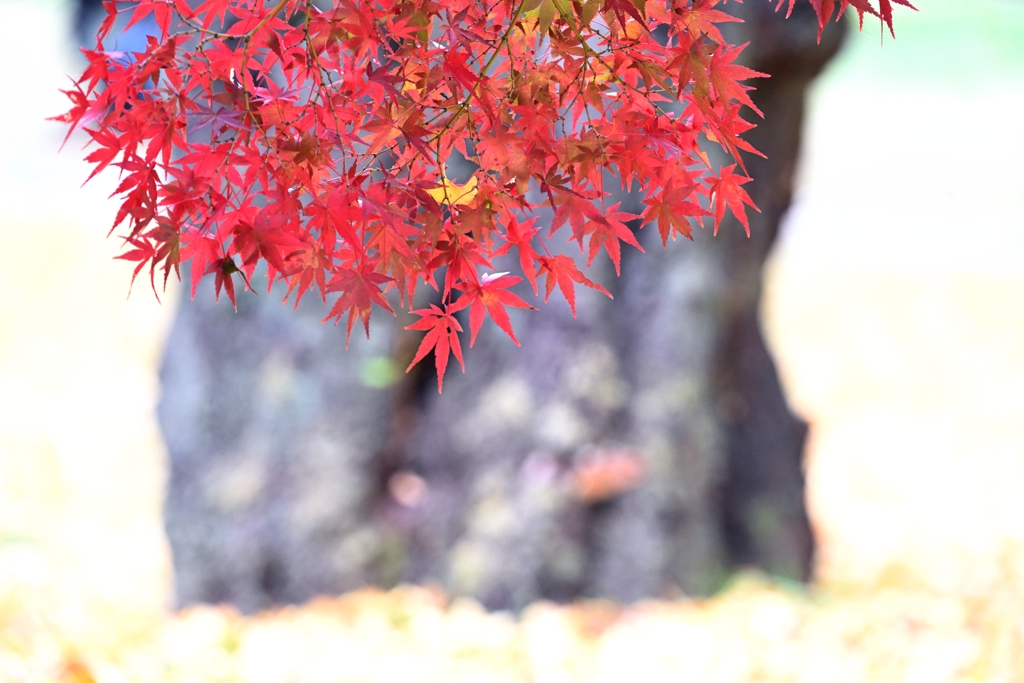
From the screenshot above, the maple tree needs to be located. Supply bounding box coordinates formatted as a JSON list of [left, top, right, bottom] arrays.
[[56, 0, 910, 391]]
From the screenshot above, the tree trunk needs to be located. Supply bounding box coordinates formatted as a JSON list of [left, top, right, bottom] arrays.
[[713, 1, 846, 582], [156, 3, 844, 613], [158, 281, 404, 613]]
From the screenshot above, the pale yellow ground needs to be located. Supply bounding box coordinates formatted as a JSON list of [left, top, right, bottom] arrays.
[[1, 2, 1022, 682]]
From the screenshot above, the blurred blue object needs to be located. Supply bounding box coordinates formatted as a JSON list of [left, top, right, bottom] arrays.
[[74, 0, 159, 53]]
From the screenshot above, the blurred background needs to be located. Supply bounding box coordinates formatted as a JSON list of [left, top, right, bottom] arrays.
[[2, 0, 1024, 681]]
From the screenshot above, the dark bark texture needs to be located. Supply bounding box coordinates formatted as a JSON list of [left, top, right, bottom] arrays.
[[155, 3, 845, 613]]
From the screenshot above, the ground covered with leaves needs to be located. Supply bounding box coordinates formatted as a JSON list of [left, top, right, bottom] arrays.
[[3, 566, 1024, 683]]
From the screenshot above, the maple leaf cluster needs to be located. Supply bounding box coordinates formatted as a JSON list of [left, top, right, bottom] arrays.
[[56, 0, 909, 390]]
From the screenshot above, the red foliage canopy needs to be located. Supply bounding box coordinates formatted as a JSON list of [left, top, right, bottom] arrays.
[[55, 0, 910, 389]]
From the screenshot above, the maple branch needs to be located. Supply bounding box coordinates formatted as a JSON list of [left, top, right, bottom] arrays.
[[60, 0, 881, 385], [175, 17, 236, 40], [241, 0, 294, 113], [428, 0, 529, 146], [556, 7, 675, 125]]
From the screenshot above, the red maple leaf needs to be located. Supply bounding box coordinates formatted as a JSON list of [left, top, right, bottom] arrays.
[[538, 255, 612, 317], [323, 266, 396, 345], [492, 216, 541, 293], [231, 207, 305, 281], [582, 204, 645, 276], [675, 0, 741, 45], [708, 165, 759, 236], [642, 182, 707, 246], [450, 272, 536, 346], [405, 304, 465, 392], [708, 43, 768, 116], [282, 242, 332, 308]]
